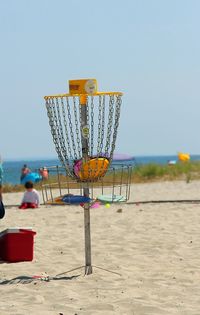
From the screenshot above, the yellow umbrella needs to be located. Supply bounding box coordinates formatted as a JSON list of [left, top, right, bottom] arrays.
[[178, 152, 190, 162]]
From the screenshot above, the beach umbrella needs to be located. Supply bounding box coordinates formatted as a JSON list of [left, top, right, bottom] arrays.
[[113, 153, 134, 161], [178, 152, 190, 162]]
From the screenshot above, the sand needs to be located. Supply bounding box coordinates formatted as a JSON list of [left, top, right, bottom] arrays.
[[1, 180, 200, 315]]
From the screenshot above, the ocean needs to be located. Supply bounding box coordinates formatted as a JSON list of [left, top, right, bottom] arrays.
[[2, 155, 200, 185]]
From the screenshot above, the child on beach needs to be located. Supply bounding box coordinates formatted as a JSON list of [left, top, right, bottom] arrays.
[[19, 181, 40, 209]]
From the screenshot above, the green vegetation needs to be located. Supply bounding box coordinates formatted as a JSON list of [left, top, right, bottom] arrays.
[[132, 161, 200, 182], [2, 161, 200, 193]]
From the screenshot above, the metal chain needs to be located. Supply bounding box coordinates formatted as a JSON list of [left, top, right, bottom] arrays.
[[104, 95, 114, 155], [52, 98, 67, 167], [73, 96, 82, 159], [61, 97, 73, 161], [46, 98, 65, 167], [85, 96, 90, 156], [59, 97, 71, 173], [100, 95, 105, 155], [55, 98, 69, 163], [110, 95, 122, 160], [97, 95, 107, 180], [96, 95, 102, 155], [45, 93, 122, 182], [78, 99, 82, 156], [67, 96, 77, 159], [90, 96, 94, 157]]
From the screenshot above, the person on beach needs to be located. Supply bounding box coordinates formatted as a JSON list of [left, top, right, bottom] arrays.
[[19, 181, 40, 209], [39, 166, 49, 180], [0, 184, 2, 202], [20, 164, 31, 181], [0, 155, 3, 201]]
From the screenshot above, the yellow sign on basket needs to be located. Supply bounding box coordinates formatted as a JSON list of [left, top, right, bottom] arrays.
[[69, 79, 98, 95]]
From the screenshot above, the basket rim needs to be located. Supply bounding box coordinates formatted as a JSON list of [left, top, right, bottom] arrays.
[[44, 91, 123, 100]]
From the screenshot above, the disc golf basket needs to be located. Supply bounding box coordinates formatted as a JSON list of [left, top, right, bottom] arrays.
[[40, 164, 132, 205], [44, 79, 123, 275]]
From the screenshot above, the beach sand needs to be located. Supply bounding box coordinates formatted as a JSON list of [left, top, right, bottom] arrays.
[[1, 180, 200, 314]]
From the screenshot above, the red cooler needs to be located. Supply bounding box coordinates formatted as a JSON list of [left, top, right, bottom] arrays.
[[0, 228, 36, 262]]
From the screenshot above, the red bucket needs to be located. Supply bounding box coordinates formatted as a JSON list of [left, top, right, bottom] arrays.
[[0, 228, 36, 262]]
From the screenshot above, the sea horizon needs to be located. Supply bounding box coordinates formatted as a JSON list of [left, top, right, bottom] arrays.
[[2, 154, 200, 185], [3, 152, 200, 162]]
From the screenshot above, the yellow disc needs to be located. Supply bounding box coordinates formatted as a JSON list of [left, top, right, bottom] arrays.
[[77, 158, 109, 181]]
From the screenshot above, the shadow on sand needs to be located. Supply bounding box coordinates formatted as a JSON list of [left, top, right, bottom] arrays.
[[0, 274, 80, 285]]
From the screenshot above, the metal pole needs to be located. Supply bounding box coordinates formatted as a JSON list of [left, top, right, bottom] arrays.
[[83, 185, 92, 275], [80, 95, 92, 275]]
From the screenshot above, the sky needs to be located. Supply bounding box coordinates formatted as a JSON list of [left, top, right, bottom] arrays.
[[0, 0, 200, 160]]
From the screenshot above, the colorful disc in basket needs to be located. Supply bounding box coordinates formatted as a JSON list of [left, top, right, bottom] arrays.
[[97, 194, 126, 203], [62, 195, 91, 204], [74, 157, 109, 181], [53, 197, 65, 204]]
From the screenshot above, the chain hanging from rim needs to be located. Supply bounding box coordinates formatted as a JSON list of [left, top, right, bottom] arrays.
[[45, 79, 122, 182]]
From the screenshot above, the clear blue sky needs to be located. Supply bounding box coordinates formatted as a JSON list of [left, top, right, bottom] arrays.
[[0, 0, 199, 160]]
